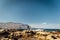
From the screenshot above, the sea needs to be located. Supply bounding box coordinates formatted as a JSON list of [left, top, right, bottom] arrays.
[[31, 28, 60, 32], [45, 29, 60, 32]]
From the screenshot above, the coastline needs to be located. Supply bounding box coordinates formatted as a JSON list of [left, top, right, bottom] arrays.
[[0, 29, 60, 40]]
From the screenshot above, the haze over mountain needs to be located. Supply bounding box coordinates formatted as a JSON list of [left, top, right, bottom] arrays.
[[0, 22, 30, 29]]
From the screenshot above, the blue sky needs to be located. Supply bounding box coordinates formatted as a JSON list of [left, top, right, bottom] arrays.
[[0, 0, 60, 28]]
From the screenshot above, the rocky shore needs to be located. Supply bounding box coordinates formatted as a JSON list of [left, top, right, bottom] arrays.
[[0, 28, 60, 40]]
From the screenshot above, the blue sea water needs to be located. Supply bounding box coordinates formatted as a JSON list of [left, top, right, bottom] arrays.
[[31, 28, 60, 32], [45, 29, 60, 32]]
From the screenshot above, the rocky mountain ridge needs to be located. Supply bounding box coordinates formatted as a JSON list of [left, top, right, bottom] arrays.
[[0, 22, 30, 29]]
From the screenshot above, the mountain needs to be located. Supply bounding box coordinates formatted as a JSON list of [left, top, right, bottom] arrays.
[[0, 22, 30, 29]]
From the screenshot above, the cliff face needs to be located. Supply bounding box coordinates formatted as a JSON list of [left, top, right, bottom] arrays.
[[0, 22, 30, 29]]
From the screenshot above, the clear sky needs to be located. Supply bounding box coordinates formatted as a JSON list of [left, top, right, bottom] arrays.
[[0, 0, 60, 29]]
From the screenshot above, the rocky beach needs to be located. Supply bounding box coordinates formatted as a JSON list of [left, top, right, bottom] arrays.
[[0, 22, 60, 40], [0, 28, 60, 40]]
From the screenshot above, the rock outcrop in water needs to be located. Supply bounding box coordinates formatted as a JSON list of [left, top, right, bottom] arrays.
[[0, 22, 30, 29]]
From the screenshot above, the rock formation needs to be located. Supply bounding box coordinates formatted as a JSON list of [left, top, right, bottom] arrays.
[[0, 22, 30, 29]]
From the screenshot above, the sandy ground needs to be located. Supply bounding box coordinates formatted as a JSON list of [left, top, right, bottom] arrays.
[[0, 29, 60, 40]]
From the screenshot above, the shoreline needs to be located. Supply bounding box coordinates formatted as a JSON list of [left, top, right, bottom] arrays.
[[0, 29, 60, 40]]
